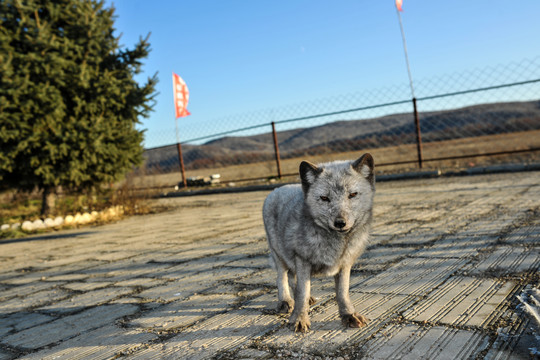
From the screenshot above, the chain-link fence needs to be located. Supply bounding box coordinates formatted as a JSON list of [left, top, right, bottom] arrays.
[[134, 57, 540, 190]]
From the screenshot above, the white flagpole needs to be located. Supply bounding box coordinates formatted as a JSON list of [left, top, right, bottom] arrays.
[[395, 2, 424, 168], [396, 4, 415, 99]]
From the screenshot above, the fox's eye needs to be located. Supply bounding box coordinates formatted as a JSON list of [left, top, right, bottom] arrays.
[[349, 192, 358, 199], [320, 196, 330, 202]]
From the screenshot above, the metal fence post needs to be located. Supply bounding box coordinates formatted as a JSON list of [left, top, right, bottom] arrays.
[[271, 122, 283, 179], [412, 97, 424, 168], [176, 142, 188, 187]]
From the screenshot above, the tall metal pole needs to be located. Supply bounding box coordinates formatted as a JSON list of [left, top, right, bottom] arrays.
[[271, 121, 283, 179], [175, 118, 188, 188], [396, 4, 424, 168], [412, 98, 424, 169]]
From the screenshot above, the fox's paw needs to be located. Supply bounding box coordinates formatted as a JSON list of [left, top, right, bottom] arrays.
[[289, 314, 311, 333], [341, 313, 369, 328], [277, 300, 294, 314]]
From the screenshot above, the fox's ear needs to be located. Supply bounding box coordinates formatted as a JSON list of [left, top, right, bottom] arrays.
[[300, 161, 322, 192], [352, 153, 374, 183]]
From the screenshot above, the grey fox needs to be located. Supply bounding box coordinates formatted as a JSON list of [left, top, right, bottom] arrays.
[[263, 154, 375, 332]]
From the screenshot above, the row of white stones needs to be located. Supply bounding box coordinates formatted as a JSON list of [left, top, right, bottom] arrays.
[[1, 206, 124, 233]]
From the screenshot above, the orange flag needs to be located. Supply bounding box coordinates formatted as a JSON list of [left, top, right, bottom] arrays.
[[395, 0, 403, 11], [173, 73, 191, 118]]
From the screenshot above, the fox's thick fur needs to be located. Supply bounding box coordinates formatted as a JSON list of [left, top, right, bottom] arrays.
[[263, 153, 375, 332]]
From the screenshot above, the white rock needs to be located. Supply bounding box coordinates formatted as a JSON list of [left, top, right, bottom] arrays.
[[21, 221, 34, 231], [32, 219, 45, 229], [80, 213, 92, 224], [11, 223, 20, 230], [44, 218, 55, 228], [53, 216, 64, 226], [1, 224, 10, 231], [73, 213, 82, 224], [64, 215, 74, 225]]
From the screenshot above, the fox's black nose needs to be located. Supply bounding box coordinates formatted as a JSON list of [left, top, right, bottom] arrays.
[[334, 219, 346, 229]]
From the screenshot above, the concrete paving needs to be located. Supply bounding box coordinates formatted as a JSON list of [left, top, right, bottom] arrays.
[[0, 171, 539, 359]]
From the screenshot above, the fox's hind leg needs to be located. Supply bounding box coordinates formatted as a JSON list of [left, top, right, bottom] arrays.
[[289, 257, 312, 332], [274, 256, 294, 313], [287, 272, 316, 306]]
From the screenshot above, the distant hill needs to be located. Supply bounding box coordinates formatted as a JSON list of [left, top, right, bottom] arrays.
[[142, 100, 540, 173]]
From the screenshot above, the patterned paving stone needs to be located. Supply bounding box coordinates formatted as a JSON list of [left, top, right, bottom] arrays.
[[0, 288, 70, 315], [501, 221, 540, 245], [0, 351, 13, 360], [62, 281, 113, 292], [21, 325, 158, 360], [130, 293, 239, 330], [37, 287, 135, 314], [361, 324, 488, 360], [356, 257, 469, 296], [0, 281, 65, 301], [403, 276, 516, 327], [412, 234, 498, 259], [0, 312, 55, 336], [1, 304, 138, 350], [466, 246, 540, 276], [355, 246, 418, 272], [225, 254, 270, 269], [484, 307, 539, 359], [127, 310, 281, 360]]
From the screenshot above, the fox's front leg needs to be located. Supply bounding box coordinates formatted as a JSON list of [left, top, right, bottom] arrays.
[[289, 257, 311, 332], [335, 266, 368, 328]]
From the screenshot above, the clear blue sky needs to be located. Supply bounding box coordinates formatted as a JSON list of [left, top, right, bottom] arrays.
[[106, 0, 540, 147]]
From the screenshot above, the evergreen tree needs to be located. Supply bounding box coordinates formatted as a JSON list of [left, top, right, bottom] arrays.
[[0, 0, 157, 215]]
